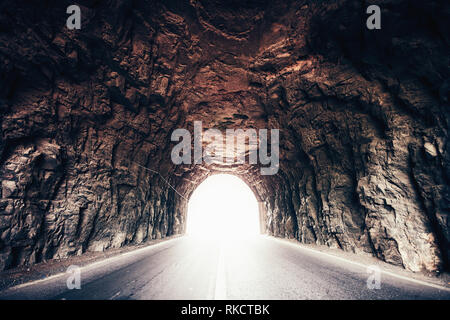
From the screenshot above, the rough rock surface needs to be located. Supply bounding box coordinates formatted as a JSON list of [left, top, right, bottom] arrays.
[[0, 0, 449, 272]]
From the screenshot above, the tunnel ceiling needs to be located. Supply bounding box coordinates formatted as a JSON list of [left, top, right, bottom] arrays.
[[0, 0, 449, 273]]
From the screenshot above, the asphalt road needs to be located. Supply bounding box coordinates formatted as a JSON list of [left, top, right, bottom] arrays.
[[0, 235, 449, 300]]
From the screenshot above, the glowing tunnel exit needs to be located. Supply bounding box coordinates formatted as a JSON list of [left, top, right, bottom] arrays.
[[186, 174, 261, 239]]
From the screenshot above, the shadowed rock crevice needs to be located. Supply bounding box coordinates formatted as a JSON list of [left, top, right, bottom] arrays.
[[0, 0, 448, 273]]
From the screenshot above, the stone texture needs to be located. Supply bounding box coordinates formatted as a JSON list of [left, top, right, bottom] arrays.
[[0, 0, 448, 273]]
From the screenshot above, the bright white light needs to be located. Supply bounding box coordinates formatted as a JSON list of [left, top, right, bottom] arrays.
[[186, 174, 260, 239]]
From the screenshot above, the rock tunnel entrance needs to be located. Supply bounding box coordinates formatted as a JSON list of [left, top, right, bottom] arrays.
[[0, 0, 448, 276], [186, 174, 261, 239]]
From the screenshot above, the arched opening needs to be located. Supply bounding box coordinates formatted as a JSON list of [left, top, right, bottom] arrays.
[[186, 174, 260, 239]]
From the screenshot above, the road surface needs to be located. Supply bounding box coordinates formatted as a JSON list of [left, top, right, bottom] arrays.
[[0, 235, 449, 300]]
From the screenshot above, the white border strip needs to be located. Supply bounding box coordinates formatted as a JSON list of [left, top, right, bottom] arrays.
[[268, 236, 450, 292], [4, 237, 182, 292], [214, 242, 227, 300]]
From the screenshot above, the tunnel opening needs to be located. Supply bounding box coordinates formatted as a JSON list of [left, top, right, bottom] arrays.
[[186, 174, 261, 239]]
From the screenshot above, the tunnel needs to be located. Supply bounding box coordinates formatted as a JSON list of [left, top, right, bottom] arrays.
[[0, 0, 449, 279]]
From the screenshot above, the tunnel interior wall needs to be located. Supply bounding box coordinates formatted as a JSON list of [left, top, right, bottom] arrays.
[[0, 0, 449, 273]]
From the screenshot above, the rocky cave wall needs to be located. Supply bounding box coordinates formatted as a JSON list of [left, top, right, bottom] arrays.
[[0, 0, 449, 273]]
